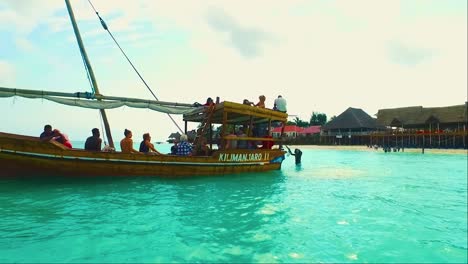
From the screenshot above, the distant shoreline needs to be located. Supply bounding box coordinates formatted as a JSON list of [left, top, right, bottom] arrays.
[[284, 145, 468, 155]]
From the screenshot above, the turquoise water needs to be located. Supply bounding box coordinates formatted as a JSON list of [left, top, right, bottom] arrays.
[[0, 145, 467, 263]]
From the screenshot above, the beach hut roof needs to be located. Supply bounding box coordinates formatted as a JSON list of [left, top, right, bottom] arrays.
[[271, 125, 303, 133], [376, 103, 467, 126], [301, 126, 321, 134], [168, 132, 181, 139], [322, 107, 383, 130]]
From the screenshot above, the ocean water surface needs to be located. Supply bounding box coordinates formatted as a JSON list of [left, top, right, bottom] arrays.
[[0, 144, 467, 263]]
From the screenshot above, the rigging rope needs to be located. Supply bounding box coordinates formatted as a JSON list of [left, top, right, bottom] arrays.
[[98, 110, 107, 145], [80, 52, 95, 94], [86, 0, 184, 134]]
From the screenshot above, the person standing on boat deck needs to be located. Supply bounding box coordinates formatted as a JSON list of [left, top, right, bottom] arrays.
[[40, 124, 54, 141], [286, 146, 302, 165], [120, 129, 139, 154], [84, 128, 102, 151], [273, 95, 287, 113], [176, 134, 192, 156], [52, 129, 73, 149], [255, 95, 266, 108], [139, 133, 160, 154]]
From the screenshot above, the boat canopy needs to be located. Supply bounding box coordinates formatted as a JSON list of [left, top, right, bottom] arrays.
[[183, 101, 288, 125], [0, 87, 201, 115]]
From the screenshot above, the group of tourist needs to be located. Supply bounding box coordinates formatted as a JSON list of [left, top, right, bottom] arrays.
[[39, 94, 287, 154], [113, 129, 194, 156], [223, 127, 274, 150], [242, 95, 287, 113], [39, 124, 196, 156], [204, 95, 287, 113]]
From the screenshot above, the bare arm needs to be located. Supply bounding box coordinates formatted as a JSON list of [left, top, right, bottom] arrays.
[[146, 141, 160, 154], [285, 146, 295, 155]]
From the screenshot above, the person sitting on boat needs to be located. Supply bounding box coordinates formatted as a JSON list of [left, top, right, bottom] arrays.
[[204, 97, 215, 106], [40, 124, 54, 141], [170, 140, 178, 155], [194, 136, 210, 156], [255, 95, 266, 108], [139, 133, 160, 154], [243, 99, 254, 106], [52, 129, 73, 149], [176, 134, 192, 156], [120, 129, 139, 154], [273, 95, 287, 113], [84, 128, 102, 151]]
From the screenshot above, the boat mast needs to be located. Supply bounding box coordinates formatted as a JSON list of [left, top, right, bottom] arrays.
[[64, 0, 114, 148]]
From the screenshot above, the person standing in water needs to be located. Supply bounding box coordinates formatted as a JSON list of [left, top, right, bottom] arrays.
[[286, 146, 302, 165]]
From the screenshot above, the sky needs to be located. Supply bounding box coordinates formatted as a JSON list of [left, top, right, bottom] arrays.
[[0, 0, 467, 143]]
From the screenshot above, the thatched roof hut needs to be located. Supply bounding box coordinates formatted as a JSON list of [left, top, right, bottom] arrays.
[[322, 107, 384, 131], [167, 132, 181, 142], [376, 103, 467, 127]]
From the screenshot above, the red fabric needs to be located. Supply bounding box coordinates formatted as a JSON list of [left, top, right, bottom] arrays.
[[63, 140, 73, 149], [261, 136, 273, 149], [301, 126, 321, 134]]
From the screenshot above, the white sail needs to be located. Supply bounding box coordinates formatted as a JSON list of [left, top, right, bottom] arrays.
[[0, 87, 201, 115]]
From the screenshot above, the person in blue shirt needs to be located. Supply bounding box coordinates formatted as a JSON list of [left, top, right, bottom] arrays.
[[176, 134, 192, 156], [139, 133, 160, 154], [39, 124, 54, 141]]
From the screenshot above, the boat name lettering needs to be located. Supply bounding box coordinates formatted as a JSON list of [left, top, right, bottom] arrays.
[[218, 153, 268, 162]]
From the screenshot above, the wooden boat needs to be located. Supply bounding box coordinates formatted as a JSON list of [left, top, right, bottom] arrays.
[[0, 1, 287, 177], [0, 99, 287, 177]]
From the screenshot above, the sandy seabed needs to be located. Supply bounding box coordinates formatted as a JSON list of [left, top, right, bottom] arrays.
[[284, 145, 468, 155]]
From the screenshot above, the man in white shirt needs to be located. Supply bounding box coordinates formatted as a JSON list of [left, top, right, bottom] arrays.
[[274, 95, 287, 113]]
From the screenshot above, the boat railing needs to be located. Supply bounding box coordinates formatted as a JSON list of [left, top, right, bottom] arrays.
[[219, 135, 284, 150], [223, 136, 278, 142]]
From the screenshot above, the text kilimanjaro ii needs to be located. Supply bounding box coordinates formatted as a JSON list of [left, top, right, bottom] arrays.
[[218, 153, 270, 162]]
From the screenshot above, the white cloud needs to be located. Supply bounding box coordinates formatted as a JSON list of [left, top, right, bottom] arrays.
[[0, 61, 16, 84], [0, 0, 466, 140]]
